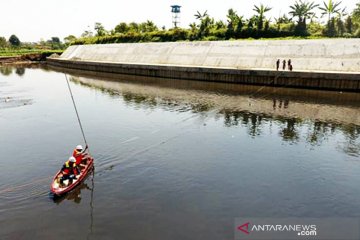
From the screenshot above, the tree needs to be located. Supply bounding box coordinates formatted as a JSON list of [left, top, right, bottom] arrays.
[[248, 18, 254, 29], [264, 20, 270, 31], [253, 4, 272, 31], [9, 34, 20, 46], [324, 17, 337, 36], [235, 17, 244, 37], [345, 16, 353, 33], [128, 22, 140, 32], [275, 14, 292, 24], [336, 17, 345, 36], [194, 10, 213, 38], [289, 0, 319, 35], [226, 8, 238, 25], [194, 10, 208, 20], [319, 0, 342, 21], [47, 37, 62, 49], [81, 30, 93, 38], [199, 16, 214, 38], [226, 9, 241, 38], [352, 2, 360, 22], [139, 20, 158, 33], [189, 22, 197, 31], [226, 21, 235, 39], [275, 14, 292, 31], [51, 37, 60, 44], [114, 22, 129, 34], [215, 20, 226, 30], [94, 22, 107, 36], [189, 22, 198, 40], [0, 37, 7, 48], [64, 35, 76, 44]]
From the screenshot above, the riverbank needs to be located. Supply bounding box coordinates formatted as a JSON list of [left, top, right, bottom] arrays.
[[0, 51, 62, 65], [47, 39, 360, 92], [47, 58, 360, 92]]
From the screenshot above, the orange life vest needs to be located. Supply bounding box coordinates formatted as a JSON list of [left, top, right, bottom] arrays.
[[73, 149, 83, 165]]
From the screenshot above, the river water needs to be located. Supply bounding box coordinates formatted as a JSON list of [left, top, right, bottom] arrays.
[[0, 65, 360, 239]]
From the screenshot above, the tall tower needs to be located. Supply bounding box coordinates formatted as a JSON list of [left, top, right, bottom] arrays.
[[171, 5, 181, 28]]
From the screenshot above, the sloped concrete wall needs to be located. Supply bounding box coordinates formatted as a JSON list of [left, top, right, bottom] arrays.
[[60, 39, 360, 72]]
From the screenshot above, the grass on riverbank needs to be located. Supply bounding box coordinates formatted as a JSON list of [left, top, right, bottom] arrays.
[[72, 29, 349, 45], [0, 49, 63, 57]]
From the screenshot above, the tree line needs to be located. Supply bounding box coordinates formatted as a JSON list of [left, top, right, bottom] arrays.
[[0, 35, 64, 51], [70, 0, 360, 45]]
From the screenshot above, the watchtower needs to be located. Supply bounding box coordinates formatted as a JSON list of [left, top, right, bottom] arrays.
[[171, 5, 181, 28]]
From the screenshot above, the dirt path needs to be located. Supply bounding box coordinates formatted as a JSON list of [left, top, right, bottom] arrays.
[[0, 53, 59, 65]]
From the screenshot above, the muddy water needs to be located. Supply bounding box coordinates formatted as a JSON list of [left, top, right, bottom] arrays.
[[0, 65, 360, 239]]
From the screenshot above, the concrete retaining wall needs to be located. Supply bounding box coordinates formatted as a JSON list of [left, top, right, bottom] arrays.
[[47, 39, 360, 92], [47, 58, 360, 92], [59, 39, 360, 72]]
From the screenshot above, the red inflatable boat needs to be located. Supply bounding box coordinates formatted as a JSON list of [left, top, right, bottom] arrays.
[[50, 156, 94, 196]]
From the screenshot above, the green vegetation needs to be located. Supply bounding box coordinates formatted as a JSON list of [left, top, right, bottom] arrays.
[[9, 35, 21, 46], [0, 49, 63, 57], [2, 0, 360, 54], [0, 34, 65, 58], [70, 0, 360, 45]]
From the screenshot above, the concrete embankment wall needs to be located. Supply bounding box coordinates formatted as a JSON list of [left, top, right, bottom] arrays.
[[47, 39, 360, 91]]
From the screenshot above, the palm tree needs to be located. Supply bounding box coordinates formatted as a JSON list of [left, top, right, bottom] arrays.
[[289, 0, 319, 34], [189, 23, 197, 31], [275, 14, 291, 24], [140, 20, 158, 32], [227, 8, 239, 24], [194, 11, 213, 38], [319, 0, 342, 21], [353, 2, 360, 22], [194, 10, 208, 20], [253, 4, 272, 30]]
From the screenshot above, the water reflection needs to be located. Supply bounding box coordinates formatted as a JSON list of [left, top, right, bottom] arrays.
[[53, 182, 90, 204], [15, 67, 25, 76], [273, 99, 289, 110], [222, 108, 360, 153], [0, 64, 37, 77], [1, 66, 360, 239], [65, 72, 360, 157], [279, 118, 300, 143], [0, 66, 13, 76]]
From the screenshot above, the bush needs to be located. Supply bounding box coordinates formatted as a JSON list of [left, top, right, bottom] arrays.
[[71, 29, 191, 45], [9, 35, 21, 47], [308, 22, 325, 37], [343, 33, 353, 38], [354, 28, 360, 37], [203, 36, 220, 41]]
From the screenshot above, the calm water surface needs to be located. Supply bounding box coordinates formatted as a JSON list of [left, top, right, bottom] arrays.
[[0, 65, 360, 239]]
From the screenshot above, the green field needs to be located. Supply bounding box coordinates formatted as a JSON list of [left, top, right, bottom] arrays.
[[0, 49, 63, 57]]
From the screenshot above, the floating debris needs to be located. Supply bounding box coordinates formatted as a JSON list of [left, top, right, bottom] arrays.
[[0, 97, 32, 109]]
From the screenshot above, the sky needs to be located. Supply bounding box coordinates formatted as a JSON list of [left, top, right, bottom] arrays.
[[0, 0, 358, 42]]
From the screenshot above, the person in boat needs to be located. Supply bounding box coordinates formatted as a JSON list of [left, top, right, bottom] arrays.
[[73, 144, 89, 167], [59, 156, 80, 187]]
